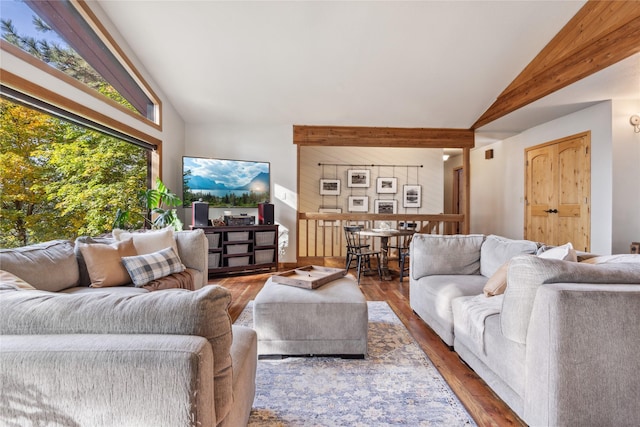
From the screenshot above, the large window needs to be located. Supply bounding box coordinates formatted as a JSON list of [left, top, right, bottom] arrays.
[[0, 0, 163, 247], [0, 98, 149, 248], [1, 0, 159, 123]]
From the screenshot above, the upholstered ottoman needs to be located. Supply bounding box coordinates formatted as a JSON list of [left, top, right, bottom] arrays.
[[253, 275, 368, 357]]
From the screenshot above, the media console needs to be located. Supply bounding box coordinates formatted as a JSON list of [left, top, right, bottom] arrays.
[[191, 224, 279, 276]]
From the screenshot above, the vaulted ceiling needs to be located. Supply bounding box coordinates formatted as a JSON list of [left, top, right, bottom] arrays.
[[95, 1, 640, 137]]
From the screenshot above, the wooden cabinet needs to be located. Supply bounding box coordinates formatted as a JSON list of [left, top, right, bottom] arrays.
[[192, 225, 279, 276]]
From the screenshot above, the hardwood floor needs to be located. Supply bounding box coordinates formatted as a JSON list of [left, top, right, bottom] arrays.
[[210, 271, 526, 427]]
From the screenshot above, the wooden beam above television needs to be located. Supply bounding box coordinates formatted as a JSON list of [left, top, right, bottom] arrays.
[[293, 125, 474, 148]]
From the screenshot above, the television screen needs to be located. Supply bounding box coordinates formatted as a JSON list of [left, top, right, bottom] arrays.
[[182, 156, 270, 208]]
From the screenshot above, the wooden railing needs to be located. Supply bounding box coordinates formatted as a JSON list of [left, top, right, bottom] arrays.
[[297, 212, 464, 265]]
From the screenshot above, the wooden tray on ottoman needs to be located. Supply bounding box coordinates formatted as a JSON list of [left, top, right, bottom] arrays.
[[271, 265, 348, 289]]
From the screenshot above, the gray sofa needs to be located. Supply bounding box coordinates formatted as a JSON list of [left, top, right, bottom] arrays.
[[409, 234, 640, 426], [0, 229, 258, 427]]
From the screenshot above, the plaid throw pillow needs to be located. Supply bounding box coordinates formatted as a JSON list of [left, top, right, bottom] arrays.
[[121, 247, 185, 287]]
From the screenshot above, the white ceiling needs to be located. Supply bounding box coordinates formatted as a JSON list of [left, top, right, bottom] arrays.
[[95, 0, 638, 134]]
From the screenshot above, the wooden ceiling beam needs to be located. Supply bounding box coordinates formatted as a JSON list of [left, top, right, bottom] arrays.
[[473, 1, 640, 130], [293, 125, 474, 148]]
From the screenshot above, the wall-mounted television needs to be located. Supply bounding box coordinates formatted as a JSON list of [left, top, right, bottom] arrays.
[[182, 156, 270, 208]]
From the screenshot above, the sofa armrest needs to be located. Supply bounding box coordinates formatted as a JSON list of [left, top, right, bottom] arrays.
[[524, 283, 640, 426], [0, 285, 234, 423], [174, 229, 208, 288], [503, 256, 640, 344], [0, 334, 215, 426]]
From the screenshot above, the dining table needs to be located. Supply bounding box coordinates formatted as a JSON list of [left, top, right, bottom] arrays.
[[357, 228, 416, 280]]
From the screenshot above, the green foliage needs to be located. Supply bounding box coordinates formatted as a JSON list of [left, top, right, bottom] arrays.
[[140, 178, 183, 231], [0, 99, 148, 248]]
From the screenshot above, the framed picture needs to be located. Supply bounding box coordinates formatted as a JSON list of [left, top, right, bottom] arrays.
[[403, 185, 422, 208], [348, 196, 369, 212], [319, 179, 341, 196], [376, 177, 397, 194], [318, 208, 341, 227], [347, 169, 370, 188], [374, 199, 397, 214]]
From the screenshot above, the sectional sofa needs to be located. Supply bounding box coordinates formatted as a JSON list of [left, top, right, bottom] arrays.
[[409, 234, 640, 426], [0, 228, 257, 427]]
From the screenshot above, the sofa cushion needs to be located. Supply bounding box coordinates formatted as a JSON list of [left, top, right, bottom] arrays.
[[0, 240, 79, 292], [77, 239, 137, 288], [174, 229, 208, 284], [113, 227, 178, 255], [411, 234, 485, 279], [122, 247, 185, 287], [0, 270, 36, 290], [480, 235, 538, 278], [502, 256, 640, 344], [0, 285, 234, 423]]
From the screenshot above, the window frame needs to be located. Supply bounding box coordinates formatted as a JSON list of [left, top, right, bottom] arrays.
[[0, 0, 163, 180]]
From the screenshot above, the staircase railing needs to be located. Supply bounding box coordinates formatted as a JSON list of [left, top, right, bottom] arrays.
[[297, 212, 464, 265]]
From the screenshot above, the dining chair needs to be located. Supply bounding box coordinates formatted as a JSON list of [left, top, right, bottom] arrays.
[[396, 221, 441, 282], [392, 222, 416, 283], [343, 225, 382, 283]]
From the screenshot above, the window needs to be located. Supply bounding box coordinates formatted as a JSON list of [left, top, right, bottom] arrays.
[[0, 98, 149, 248], [1, 0, 160, 124]]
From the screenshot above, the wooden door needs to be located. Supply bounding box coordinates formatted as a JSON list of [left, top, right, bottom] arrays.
[[525, 132, 591, 251]]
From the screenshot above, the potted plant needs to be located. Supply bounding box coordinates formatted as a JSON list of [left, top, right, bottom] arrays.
[[113, 178, 183, 231]]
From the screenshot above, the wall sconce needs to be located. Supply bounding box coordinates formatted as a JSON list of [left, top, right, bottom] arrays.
[[631, 115, 640, 133], [442, 154, 450, 161]]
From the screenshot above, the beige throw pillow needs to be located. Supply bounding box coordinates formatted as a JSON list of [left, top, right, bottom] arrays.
[[0, 270, 37, 290], [483, 262, 509, 297], [112, 227, 178, 255], [78, 239, 137, 287]]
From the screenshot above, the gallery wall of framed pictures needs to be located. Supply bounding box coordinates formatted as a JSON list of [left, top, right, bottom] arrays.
[[299, 145, 445, 216], [318, 166, 423, 213]]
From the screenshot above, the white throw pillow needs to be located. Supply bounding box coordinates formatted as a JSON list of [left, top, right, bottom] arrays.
[[538, 242, 577, 262], [113, 226, 178, 255]]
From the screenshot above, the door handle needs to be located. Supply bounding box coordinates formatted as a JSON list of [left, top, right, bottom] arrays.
[[544, 209, 558, 214]]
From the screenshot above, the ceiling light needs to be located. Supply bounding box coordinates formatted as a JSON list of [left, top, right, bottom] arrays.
[[630, 114, 640, 133]]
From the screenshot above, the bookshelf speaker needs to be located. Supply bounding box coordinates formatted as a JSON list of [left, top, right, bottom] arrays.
[[192, 200, 209, 226], [258, 203, 274, 225]]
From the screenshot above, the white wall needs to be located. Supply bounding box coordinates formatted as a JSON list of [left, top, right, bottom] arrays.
[[612, 99, 640, 253], [471, 101, 621, 254], [184, 124, 297, 262]]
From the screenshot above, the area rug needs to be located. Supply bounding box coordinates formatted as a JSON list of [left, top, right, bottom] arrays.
[[235, 301, 477, 426]]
